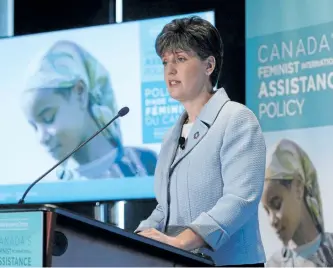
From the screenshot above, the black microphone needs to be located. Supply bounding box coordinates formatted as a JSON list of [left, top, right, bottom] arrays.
[[178, 136, 186, 150], [18, 106, 130, 204]]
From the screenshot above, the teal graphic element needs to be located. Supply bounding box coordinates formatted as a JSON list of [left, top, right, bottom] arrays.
[[246, 0, 333, 38], [0, 211, 43, 267], [247, 21, 333, 132], [141, 81, 184, 143], [246, 0, 333, 132]]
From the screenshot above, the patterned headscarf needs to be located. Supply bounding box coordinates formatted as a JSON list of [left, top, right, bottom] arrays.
[[265, 138, 324, 233], [23, 40, 122, 179], [24, 40, 122, 148]]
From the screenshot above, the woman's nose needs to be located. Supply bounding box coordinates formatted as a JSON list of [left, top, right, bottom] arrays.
[[270, 212, 280, 228], [38, 127, 52, 145], [166, 62, 177, 75]]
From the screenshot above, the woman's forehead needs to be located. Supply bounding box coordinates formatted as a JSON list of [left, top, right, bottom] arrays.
[[162, 49, 195, 57], [21, 88, 64, 113], [263, 180, 287, 197], [22, 87, 58, 100]]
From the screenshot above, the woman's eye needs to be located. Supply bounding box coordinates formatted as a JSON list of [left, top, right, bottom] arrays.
[[43, 114, 55, 124], [177, 57, 186, 62], [271, 197, 282, 210], [41, 109, 57, 124]]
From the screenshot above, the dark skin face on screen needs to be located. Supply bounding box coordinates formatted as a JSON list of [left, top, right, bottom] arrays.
[[261, 179, 319, 248], [20, 81, 113, 164]]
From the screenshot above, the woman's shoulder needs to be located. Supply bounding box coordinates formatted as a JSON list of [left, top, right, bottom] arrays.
[[221, 100, 259, 124], [215, 100, 262, 138], [322, 232, 333, 247], [123, 146, 158, 161]]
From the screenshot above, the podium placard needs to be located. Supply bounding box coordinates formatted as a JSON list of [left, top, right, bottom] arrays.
[[0, 211, 44, 267]]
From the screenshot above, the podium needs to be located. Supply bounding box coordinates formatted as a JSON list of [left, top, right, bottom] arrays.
[[0, 205, 214, 267]]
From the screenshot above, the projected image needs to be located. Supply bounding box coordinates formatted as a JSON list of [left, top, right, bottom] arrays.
[[0, 11, 215, 203], [262, 138, 333, 267], [20, 40, 157, 181]]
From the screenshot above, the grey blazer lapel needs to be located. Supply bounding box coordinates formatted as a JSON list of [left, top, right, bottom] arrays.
[[161, 113, 187, 177], [171, 120, 209, 170], [170, 88, 230, 170]]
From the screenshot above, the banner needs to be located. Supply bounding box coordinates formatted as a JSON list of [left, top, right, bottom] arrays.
[[246, 0, 333, 266], [0, 211, 43, 267]]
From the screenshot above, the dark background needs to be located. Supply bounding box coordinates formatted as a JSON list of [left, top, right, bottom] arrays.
[[13, 0, 245, 229]]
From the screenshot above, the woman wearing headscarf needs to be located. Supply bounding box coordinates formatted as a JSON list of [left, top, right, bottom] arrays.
[[20, 40, 157, 180], [262, 138, 333, 267]]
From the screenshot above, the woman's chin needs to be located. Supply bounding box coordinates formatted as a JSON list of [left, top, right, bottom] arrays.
[[168, 90, 185, 102], [279, 233, 291, 246]]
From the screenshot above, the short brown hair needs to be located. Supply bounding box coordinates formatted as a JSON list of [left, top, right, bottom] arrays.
[[155, 16, 224, 87]]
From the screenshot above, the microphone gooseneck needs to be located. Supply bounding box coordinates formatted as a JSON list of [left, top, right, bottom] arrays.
[[18, 107, 130, 204]]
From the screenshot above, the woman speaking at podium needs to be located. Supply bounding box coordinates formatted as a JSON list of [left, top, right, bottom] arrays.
[[135, 16, 266, 267]]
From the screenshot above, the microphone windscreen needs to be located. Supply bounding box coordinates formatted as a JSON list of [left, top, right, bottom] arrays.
[[118, 107, 130, 117]]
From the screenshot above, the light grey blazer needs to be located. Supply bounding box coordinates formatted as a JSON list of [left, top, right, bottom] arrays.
[[136, 88, 266, 266]]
